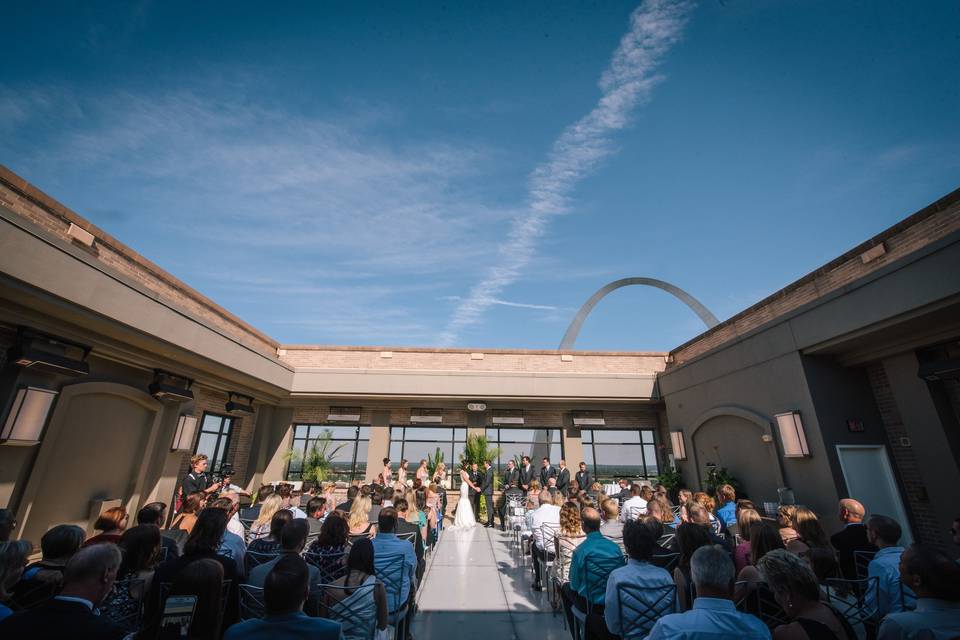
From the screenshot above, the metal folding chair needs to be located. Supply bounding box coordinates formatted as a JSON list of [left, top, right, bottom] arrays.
[[853, 550, 876, 580], [239, 584, 265, 620], [318, 582, 378, 640], [100, 576, 145, 632], [651, 552, 680, 573], [396, 531, 417, 545], [374, 553, 408, 640], [244, 550, 281, 575], [656, 533, 675, 549], [735, 581, 788, 630], [616, 582, 677, 639], [304, 549, 348, 584], [569, 554, 626, 640], [824, 576, 880, 630]]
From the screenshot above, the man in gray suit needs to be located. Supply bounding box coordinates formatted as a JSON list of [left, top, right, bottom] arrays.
[[482, 460, 495, 527]]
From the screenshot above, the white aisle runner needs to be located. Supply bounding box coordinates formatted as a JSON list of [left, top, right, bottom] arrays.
[[411, 525, 568, 639]]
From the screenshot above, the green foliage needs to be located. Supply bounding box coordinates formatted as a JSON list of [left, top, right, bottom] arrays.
[[284, 429, 346, 484], [655, 467, 683, 492], [459, 434, 500, 468], [426, 447, 445, 477], [703, 465, 740, 496]]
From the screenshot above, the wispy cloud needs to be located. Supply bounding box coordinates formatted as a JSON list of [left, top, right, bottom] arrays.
[[441, 295, 559, 311], [437, 0, 693, 345]]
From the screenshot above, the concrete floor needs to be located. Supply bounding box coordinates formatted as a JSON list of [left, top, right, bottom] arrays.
[[411, 525, 569, 640]]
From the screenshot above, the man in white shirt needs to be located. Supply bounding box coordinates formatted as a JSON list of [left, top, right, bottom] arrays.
[[620, 484, 648, 522], [878, 544, 960, 640], [220, 491, 246, 540], [646, 545, 771, 640], [530, 489, 561, 591]]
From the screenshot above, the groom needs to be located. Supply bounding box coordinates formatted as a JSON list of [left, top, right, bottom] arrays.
[[469, 462, 482, 518], [481, 460, 495, 527]]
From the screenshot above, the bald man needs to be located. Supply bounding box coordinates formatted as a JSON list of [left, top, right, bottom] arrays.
[[831, 498, 877, 579]]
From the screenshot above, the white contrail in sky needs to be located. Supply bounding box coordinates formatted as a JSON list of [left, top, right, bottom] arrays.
[[437, 0, 693, 346]]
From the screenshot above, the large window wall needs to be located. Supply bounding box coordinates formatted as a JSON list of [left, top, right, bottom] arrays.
[[485, 427, 563, 473], [194, 413, 234, 474], [388, 426, 467, 478], [287, 424, 369, 482], [581, 428, 658, 483]]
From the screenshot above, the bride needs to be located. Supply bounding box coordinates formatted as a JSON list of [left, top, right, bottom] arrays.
[[451, 463, 479, 529]]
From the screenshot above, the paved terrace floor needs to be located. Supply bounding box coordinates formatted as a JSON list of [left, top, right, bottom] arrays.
[[412, 525, 568, 639]]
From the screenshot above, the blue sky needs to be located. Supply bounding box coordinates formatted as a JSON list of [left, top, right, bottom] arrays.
[[2, 1, 958, 350]]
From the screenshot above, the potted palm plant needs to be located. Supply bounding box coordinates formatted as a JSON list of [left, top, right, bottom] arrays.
[[284, 429, 346, 484], [459, 434, 501, 520]]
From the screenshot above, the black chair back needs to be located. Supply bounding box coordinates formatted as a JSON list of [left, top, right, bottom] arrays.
[[318, 581, 379, 640], [238, 584, 265, 620], [616, 582, 676, 639], [582, 554, 625, 611], [651, 552, 679, 572]]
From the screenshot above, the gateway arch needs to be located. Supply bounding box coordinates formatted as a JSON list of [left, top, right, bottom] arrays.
[[560, 277, 719, 350]]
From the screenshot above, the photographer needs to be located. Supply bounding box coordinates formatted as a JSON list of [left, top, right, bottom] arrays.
[[180, 454, 222, 507]]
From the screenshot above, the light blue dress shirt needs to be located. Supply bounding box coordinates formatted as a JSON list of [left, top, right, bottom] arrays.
[[645, 596, 771, 640], [371, 532, 417, 610], [223, 611, 342, 640], [867, 547, 916, 616], [603, 558, 676, 636], [878, 598, 960, 640]]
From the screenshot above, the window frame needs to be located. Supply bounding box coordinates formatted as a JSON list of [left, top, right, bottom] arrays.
[[485, 426, 564, 473], [581, 427, 659, 482], [194, 412, 235, 474], [286, 423, 370, 483]]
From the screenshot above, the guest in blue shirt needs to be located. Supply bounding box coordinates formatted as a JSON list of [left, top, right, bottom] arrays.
[[646, 544, 771, 640], [223, 554, 341, 640], [715, 484, 737, 529], [878, 544, 960, 640], [371, 507, 417, 640], [560, 507, 623, 637], [604, 519, 676, 638], [867, 515, 916, 617]]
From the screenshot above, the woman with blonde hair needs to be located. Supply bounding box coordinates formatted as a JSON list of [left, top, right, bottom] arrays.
[[249, 494, 283, 540], [554, 501, 586, 584], [778, 504, 800, 545], [527, 480, 541, 508], [733, 508, 763, 573], [786, 507, 832, 557], [348, 495, 376, 537], [693, 491, 719, 532]]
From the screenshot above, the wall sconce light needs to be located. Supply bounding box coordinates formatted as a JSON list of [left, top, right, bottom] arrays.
[[171, 414, 198, 451], [1, 386, 58, 446], [775, 411, 810, 457], [670, 431, 686, 460]]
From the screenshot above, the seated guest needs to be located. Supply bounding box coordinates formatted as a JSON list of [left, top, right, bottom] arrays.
[[368, 492, 384, 525], [677, 490, 693, 521], [734, 508, 763, 573], [0, 543, 126, 639], [867, 515, 916, 616], [171, 491, 206, 535], [84, 507, 128, 547], [637, 515, 673, 556], [0, 510, 14, 542], [169, 558, 225, 640], [605, 519, 676, 638], [154, 508, 240, 626], [305, 497, 326, 541], [673, 522, 713, 611], [786, 507, 833, 557], [647, 544, 771, 640], [219, 492, 247, 542], [308, 510, 349, 558], [11, 524, 84, 609], [715, 484, 738, 529], [527, 480, 542, 507], [337, 485, 359, 512], [600, 498, 623, 542], [277, 484, 307, 519], [686, 503, 733, 551], [225, 555, 341, 640], [325, 538, 388, 640], [248, 509, 293, 558], [830, 498, 876, 580], [758, 549, 855, 640], [394, 499, 426, 582], [735, 522, 786, 601], [693, 492, 720, 532], [348, 496, 376, 538], [647, 498, 678, 535], [620, 484, 648, 522], [530, 489, 561, 592], [247, 519, 320, 613], [413, 489, 430, 540], [615, 478, 631, 503], [137, 502, 179, 560], [116, 525, 161, 600], [778, 505, 800, 546], [554, 501, 586, 585], [878, 544, 960, 640], [561, 507, 622, 640], [382, 487, 395, 508], [370, 508, 417, 639], [0, 540, 31, 620], [240, 485, 275, 522], [209, 497, 247, 574]]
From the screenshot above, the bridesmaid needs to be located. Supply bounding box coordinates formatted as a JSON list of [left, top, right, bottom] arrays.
[[381, 458, 392, 487], [397, 459, 409, 486], [416, 459, 429, 485]]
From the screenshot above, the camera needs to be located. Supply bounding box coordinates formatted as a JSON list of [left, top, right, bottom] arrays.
[[213, 463, 235, 487]]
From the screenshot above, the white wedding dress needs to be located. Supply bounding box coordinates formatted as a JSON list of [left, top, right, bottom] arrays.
[[451, 470, 477, 529]]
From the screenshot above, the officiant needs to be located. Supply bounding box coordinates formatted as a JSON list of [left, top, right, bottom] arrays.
[[469, 462, 482, 517]]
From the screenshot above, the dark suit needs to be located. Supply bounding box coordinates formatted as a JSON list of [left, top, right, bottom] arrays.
[[498, 467, 521, 530], [575, 470, 591, 492], [469, 469, 482, 516], [556, 467, 570, 494], [831, 523, 877, 579], [519, 464, 533, 491], [0, 597, 126, 639], [481, 466, 495, 526], [539, 465, 557, 487]]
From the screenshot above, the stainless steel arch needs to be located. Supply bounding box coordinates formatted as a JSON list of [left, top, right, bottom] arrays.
[[559, 277, 720, 349]]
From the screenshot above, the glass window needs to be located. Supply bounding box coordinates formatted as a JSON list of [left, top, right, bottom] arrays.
[[287, 423, 369, 482], [485, 428, 563, 473], [580, 428, 659, 484], [388, 426, 467, 477], [194, 413, 233, 473]]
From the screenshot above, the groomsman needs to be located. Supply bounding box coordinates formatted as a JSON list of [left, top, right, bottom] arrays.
[[556, 459, 570, 495], [481, 460, 495, 527], [575, 462, 592, 493], [519, 455, 534, 491], [539, 457, 557, 487]]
